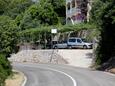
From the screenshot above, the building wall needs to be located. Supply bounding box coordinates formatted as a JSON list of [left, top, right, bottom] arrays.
[[66, 0, 91, 24]]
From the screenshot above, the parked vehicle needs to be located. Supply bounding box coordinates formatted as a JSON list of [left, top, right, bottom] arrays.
[[53, 37, 93, 49], [53, 41, 68, 49], [67, 37, 93, 49]]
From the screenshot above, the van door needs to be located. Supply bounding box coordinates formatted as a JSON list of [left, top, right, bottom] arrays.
[[76, 38, 83, 48], [68, 38, 77, 47]]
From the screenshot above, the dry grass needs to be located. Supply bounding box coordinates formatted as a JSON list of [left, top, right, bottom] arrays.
[[5, 70, 24, 86]]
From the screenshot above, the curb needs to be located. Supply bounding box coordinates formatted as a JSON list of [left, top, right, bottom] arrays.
[[13, 70, 27, 86], [21, 72, 27, 86], [11, 70, 27, 86], [104, 72, 115, 76]]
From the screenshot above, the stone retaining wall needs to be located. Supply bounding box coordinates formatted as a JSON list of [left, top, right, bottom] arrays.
[[9, 50, 68, 64]]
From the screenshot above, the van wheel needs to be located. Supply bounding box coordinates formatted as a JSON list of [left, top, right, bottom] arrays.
[[54, 46, 57, 49], [83, 45, 87, 49]]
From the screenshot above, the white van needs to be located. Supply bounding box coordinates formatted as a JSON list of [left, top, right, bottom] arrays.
[[67, 37, 93, 49]]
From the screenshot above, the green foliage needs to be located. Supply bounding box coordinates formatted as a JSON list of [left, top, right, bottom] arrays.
[[0, 54, 12, 86], [59, 23, 97, 32], [1, 0, 66, 28], [93, 0, 115, 65], [4, 0, 34, 19], [0, 0, 10, 15], [47, 0, 66, 17], [0, 15, 18, 85], [17, 1, 60, 30], [36, 1, 59, 25], [0, 16, 18, 57], [90, 0, 103, 25], [19, 23, 97, 42], [1, 0, 66, 30], [0, 0, 66, 85], [48, 0, 66, 24]]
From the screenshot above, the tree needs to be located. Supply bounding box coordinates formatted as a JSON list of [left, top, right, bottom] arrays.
[[48, 0, 66, 17], [0, 16, 18, 85], [0, 16, 18, 57], [92, 0, 115, 65], [0, 0, 10, 15], [18, 1, 59, 30], [36, 0, 59, 25], [4, 0, 34, 19], [0, 54, 12, 86], [90, 0, 104, 25], [47, 0, 66, 24]]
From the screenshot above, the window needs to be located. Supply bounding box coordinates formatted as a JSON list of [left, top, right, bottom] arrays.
[[69, 39, 76, 42], [72, 0, 75, 8], [76, 0, 81, 8], [67, 2, 71, 10], [67, 17, 72, 24], [77, 39, 82, 43]]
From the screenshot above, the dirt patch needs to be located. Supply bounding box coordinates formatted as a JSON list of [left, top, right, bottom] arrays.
[[108, 68, 115, 74], [5, 70, 24, 86]]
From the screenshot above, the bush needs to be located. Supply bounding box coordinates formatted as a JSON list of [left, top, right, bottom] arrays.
[[19, 23, 98, 43], [95, 0, 115, 65], [0, 54, 12, 86]]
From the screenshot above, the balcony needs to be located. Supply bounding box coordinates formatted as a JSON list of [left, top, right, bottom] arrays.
[[66, 8, 81, 17], [66, 0, 72, 3]]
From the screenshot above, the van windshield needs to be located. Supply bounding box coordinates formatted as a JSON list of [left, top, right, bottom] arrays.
[[69, 39, 76, 42]]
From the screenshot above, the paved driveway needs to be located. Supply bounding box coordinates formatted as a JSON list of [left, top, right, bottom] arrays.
[[58, 49, 93, 67]]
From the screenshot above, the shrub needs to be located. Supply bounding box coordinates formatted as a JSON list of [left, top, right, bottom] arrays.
[[0, 54, 12, 86]]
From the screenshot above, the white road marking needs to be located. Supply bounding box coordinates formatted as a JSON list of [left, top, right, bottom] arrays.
[[21, 64, 77, 86], [21, 73, 27, 86], [48, 67, 77, 86]]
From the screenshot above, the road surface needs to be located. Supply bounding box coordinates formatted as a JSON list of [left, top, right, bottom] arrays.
[[13, 63, 115, 86]]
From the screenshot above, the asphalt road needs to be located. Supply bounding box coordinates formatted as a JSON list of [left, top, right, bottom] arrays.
[[13, 63, 115, 86]]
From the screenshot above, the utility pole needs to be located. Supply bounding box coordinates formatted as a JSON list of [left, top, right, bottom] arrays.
[[50, 29, 57, 62]]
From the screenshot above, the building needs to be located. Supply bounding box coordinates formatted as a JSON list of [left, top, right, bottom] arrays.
[[66, 0, 92, 24]]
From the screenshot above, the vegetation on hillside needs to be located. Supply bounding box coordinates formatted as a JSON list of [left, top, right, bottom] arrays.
[[0, 0, 66, 85], [19, 23, 98, 42], [0, 0, 114, 85], [0, 15, 18, 86], [91, 0, 115, 68], [0, 54, 12, 86]]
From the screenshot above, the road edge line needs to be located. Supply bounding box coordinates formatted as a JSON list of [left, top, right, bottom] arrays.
[[21, 72, 27, 86], [47, 68, 77, 86], [17, 64, 77, 86]]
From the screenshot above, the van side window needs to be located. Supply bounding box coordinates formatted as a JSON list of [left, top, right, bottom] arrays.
[[77, 39, 82, 43], [69, 39, 76, 42]]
